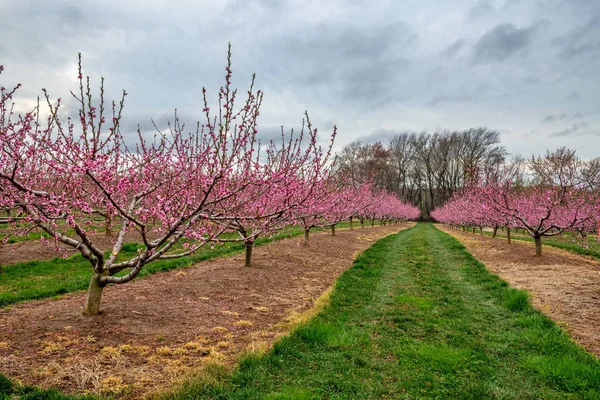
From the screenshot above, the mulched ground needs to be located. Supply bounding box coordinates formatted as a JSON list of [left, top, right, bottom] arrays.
[[437, 224, 600, 359], [0, 224, 412, 398]]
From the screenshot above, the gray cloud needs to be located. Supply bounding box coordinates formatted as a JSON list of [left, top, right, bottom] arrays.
[[549, 121, 590, 137], [1, 0, 600, 161], [472, 23, 534, 64], [542, 112, 586, 124], [555, 15, 600, 58], [521, 76, 541, 86], [566, 91, 580, 101], [441, 39, 467, 59], [356, 128, 406, 144], [263, 21, 415, 109], [429, 83, 493, 107], [469, 1, 493, 19], [254, 125, 303, 144], [542, 113, 568, 124]]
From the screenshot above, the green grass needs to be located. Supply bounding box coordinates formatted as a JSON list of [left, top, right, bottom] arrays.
[[0, 380, 97, 400], [0, 371, 99, 399], [3, 231, 52, 244], [1, 226, 104, 244], [0, 219, 376, 244], [0, 231, 293, 307], [477, 228, 600, 259], [160, 223, 600, 399], [0, 221, 379, 308]]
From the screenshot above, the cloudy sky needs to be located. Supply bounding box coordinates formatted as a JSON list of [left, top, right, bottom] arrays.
[[1, 0, 599, 158]]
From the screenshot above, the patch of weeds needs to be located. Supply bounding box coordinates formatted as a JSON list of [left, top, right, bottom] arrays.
[[504, 288, 530, 312], [263, 386, 314, 400], [524, 354, 600, 393], [0, 374, 12, 395]]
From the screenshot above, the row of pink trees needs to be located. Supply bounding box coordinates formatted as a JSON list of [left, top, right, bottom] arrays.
[[0, 48, 419, 315], [295, 182, 420, 246], [432, 150, 598, 256]]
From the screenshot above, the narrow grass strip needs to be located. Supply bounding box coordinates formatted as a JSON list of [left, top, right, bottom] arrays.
[[0, 226, 302, 307], [0, 221, 385, 308], [473, 228, 600, 260]]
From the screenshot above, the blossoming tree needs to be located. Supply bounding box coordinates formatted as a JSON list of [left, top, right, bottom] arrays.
[[1, 49, 266, 315]]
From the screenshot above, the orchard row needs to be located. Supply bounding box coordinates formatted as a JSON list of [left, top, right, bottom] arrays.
[[0, 49, 419, 315], [432, 149, 598, 256]]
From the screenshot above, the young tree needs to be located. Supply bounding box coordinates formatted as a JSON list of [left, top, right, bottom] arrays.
[[210, 119, 337, 264], [0, 47, 267, 315]]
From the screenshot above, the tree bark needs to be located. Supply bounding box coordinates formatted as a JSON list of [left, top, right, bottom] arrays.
[[83, 273, 105, 316], [331, 224, 336, 236], [535, 236, 542, 256], [480, 226, 483, 236], [244, 241, 254, 267], [105, 216, 113, 237], [507, 227, 511, 244], [492, 226, 498, 238], [349, 216, 354, 230], [472, 226, 476, 234], [303, 228, 310, 247]]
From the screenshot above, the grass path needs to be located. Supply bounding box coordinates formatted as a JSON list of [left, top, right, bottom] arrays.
[[165, 222, 600, 399], [2, 222, 599, 399]]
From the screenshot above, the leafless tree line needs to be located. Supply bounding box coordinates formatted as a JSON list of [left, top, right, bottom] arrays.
[[336, 127, 507, 219]]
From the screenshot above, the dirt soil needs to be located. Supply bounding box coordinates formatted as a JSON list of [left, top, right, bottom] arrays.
[[0, 231, 153, 266], [0, 224, 412, 398], [437, 224, 600, 359]]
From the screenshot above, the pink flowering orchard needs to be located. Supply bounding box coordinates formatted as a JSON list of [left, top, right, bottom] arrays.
[[432, 151, 599, 256], [1, 49, 269, 315], [0, 48, 420, 316], [210, 118, 337, 265]]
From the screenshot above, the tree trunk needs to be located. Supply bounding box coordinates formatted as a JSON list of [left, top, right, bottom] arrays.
[[105, 216, 113, 237], [361, 220, 365, 228], [507, 227, 511, 244], [535, 236, 542, 256], [480, 226, 483, 236], [371, 219, 375, 227], [349, 216, 354, 230], [331, 224, 336, 236], [244, 241, 254, 267], [83, 273, 105, 316], [303, 228, 310, 247], [492, 226, 498, 238], [472, 226, 476, 234]]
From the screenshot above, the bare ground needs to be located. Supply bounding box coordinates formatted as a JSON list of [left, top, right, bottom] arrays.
[[437, 224, 600, 359], [0, 224, 412, 398]]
